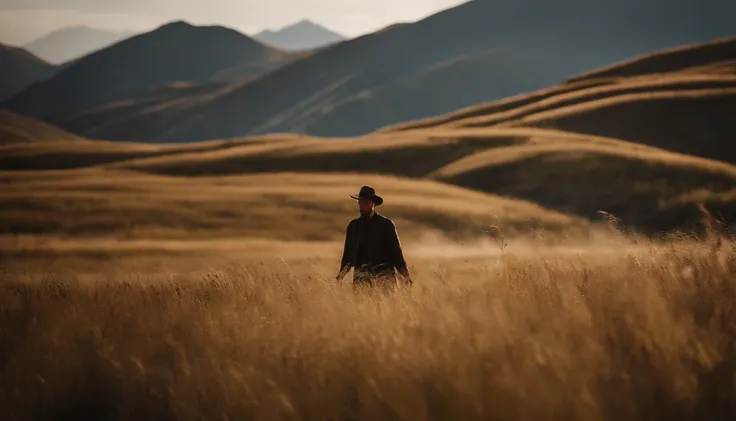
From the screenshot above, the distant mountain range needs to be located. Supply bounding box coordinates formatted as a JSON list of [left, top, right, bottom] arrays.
[[0, 44, 56, 101], [3, 21, 297, 122], [254, 20, 345, 51], [24, 26, 137, 64], [3, 0, 736, 143], [20, 21, 342, 64]]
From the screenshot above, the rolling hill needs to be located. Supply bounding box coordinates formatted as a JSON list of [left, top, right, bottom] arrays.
[[0, 169, 582, 245], [285, 48, 570, 136], [21, 0, 736, 143], [0, 44, 56, 102], [254, 20, 346, 51], [384, 36, 736, 165], [567, 35, 736, 83], [0, 110, 81, 144], [2, 21, 293, 121], [0, 117, 286, 171], [24, 26, 137, 64], [108, 128, 736, 234], [2, 122, 734, 236]]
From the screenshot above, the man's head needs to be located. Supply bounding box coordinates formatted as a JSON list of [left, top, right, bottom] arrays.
[[351, 185, 383, 216]]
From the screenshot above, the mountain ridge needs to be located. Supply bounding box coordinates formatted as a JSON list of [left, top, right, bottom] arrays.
[[0, 43, 57, 102], [24, 26, 138, 64], [3, 20, 292, 120], [254, 19, 345, 51]]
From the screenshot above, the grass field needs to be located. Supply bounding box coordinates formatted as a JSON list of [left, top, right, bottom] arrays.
[[1, 234, 735, 421]]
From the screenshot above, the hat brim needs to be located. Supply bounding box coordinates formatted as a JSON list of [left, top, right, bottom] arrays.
[[350, 194, 383, 206]]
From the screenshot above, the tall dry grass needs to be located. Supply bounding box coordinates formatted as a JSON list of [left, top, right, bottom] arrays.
[[1, 237, 735, 421]]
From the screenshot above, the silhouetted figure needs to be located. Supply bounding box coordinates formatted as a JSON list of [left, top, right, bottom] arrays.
[[336, 186, 412, 290]]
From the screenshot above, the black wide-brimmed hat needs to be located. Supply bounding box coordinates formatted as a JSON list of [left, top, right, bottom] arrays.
[[350, 185, 383, 206]]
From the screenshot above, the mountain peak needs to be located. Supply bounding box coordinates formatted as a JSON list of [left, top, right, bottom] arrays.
[[292, 19, 320, 28], [42, 25, 105, 34], [254, 19, 345, 51], [157, 20, 196, 31]]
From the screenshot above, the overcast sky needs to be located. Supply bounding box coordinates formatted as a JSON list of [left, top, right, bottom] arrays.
[[0, 0, 467, 45]]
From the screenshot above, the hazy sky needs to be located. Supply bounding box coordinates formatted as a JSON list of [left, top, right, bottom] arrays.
[[0, 0, 467, 45]]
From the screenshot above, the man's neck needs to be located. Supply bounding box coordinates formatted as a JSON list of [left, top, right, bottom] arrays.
[[360, 210, 376, 219]]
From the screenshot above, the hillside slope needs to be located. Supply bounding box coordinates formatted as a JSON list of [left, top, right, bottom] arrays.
[[384, 36, 736, 165], [0, 169, 582, 243], [0, 44, 56, 101], [36, 0, 736, 142], [254, 49, 570, 136], [568, 35, 736, 82], [62, 48, 568, 141], [24, 26, 137, 64], [0, 110, 81, 145], [2, 21, 291, 120], [3, 124, 733, 234], [516, 83, 736, 164], [108, 128, 736, 233]]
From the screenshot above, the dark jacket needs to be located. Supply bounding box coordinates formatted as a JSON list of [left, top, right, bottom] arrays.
[[337, 212, 410, 283]]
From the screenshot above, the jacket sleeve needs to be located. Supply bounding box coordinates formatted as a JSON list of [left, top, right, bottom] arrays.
[[387, 220, 411, 282], [337, 221, 352, 280]]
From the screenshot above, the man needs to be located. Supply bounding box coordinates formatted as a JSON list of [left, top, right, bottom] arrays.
[[336, 186, 412, 289]]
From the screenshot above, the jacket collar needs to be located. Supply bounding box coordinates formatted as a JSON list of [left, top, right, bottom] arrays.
[[359, 210, 377, 220]]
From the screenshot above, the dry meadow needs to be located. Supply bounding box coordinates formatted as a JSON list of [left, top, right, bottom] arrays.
[[1, 230, 735, 421]]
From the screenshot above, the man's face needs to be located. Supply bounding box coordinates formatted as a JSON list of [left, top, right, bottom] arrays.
[[358, 199, 374, 216]]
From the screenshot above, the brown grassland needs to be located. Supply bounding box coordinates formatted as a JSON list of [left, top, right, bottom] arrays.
[[2, 230, 735, 421]]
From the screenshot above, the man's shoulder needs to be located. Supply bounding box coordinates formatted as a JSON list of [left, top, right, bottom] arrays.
[[347, 214, 394, 225], [375, 213, 396, 226]]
